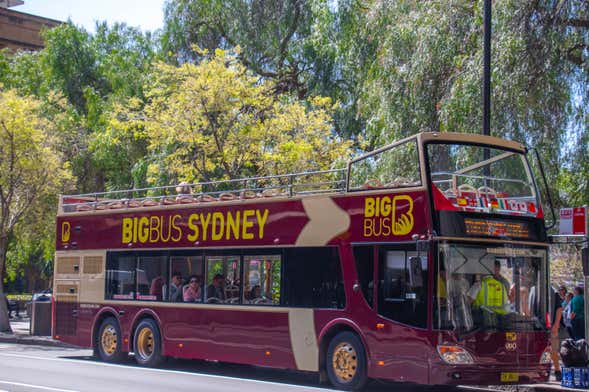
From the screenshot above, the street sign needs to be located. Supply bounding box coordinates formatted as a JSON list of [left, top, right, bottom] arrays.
[[559, 206, 588, 235]]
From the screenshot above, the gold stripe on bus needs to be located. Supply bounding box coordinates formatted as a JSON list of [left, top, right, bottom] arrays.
[[288, 309, 319, 371]]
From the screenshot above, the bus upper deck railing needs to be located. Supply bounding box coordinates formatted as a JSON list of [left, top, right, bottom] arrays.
[[60, 169, 348, 213]]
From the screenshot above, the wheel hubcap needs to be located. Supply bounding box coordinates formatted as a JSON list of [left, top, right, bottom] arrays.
[[101, 325, 118, 355], [332, 342, 358, 383], [136, 327, 154, 360]]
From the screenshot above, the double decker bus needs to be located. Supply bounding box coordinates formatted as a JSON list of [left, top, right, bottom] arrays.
[[53, 132, 551, 390]]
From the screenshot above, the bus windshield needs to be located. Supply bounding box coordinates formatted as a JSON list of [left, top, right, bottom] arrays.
[[434, 243, 548, 332], [428, 143, 539, 216]]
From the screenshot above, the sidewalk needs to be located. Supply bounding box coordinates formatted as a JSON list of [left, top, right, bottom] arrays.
[[0, 316, 72, 348]]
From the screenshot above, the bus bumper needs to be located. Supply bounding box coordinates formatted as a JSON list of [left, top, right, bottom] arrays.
[[429, 363, 551, 385]]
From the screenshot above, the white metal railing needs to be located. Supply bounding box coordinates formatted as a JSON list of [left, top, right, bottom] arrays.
[[61, 169, 347, 213]]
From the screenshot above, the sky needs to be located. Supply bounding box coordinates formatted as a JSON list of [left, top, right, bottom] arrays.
[[12, 0, 166, 33]]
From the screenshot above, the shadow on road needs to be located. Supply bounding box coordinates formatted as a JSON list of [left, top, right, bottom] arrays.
[[60, 354, 460, 391]]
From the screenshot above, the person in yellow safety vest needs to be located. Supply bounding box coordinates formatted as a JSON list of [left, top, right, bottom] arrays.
[[472, 275, 509, 314], [469, 260, 509, 314]]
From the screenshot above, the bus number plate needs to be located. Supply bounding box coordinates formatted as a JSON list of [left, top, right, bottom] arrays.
[[500, 372, 519, 382]]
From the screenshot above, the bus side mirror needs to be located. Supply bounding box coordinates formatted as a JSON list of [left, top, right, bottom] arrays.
[[582, 247, 589, 276]]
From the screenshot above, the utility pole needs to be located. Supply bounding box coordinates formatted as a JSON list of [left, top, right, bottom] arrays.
[[581, 205, 589, 339], [483, 0, 491, 138], [483, 0, 492, 174]]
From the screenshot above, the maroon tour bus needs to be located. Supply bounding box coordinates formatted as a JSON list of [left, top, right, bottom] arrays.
[[53, 132, 552, 390]]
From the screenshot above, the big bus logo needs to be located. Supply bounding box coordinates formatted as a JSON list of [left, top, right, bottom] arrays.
[[61, 221, 71, 242], [363, 195, 414, 237]]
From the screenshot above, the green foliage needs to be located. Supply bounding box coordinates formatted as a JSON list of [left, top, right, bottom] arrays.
[[125, 48, 351, 184], [0, 0, 588, 295], [162, 0, 336, 100], [0, 89, 72, 298]]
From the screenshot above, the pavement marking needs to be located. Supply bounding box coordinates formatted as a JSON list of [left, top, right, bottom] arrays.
[[0, 381, 78, 392], [0, 352, 333, 391]]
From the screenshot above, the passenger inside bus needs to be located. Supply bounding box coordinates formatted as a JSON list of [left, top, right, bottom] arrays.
[[149, 276, 164, 301], [250, 285, 262, 301], [169, 272, 184, 302], [206, 273, 226, 302], [183, 275, 202, 302]]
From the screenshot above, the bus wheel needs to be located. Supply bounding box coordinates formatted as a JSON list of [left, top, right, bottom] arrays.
[[133, 319, 164, 367], [326, 332, 368, 391], [97, 317, 126, 362]]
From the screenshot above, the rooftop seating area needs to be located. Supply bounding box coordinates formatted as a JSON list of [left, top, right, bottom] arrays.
[[60, 169, 347, 213]]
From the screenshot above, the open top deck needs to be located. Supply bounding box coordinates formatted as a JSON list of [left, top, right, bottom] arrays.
[[58, 132, 528, 215], [59, 168, 348, 215]]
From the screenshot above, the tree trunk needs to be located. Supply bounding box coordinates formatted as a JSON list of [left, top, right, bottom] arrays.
[[0, 236, 13, 332]]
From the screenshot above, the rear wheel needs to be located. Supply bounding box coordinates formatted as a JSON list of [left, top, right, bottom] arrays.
[[96, 317, 126, 362], [326, 331, 368, 391], [133, 319, 164, 367]]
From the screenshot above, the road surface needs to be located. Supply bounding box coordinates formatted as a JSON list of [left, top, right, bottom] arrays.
[[0, 343, 543, 392]]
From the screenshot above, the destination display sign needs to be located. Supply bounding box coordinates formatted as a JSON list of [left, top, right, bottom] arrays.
[[437, 211, 543, 241], [464, 218, 530, 238]]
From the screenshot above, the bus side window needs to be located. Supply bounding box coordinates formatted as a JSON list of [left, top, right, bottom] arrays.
[[170, 255, 204, 303], [282, 247, 345, 309], [205, 255, 241, 304], [243, 255, 281, 305], [105, 253, 136, 300], [137, 255, 167, 301]]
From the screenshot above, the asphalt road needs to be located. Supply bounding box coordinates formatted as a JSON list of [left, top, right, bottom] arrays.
[[0, 343, 547, 392], [0, 343, 438, 392]]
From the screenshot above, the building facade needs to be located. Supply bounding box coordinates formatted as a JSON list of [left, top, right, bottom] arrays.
[[0, 1, 60, 51]]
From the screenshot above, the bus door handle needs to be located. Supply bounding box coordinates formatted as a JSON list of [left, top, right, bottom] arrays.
[[118, 310, 125, 316]]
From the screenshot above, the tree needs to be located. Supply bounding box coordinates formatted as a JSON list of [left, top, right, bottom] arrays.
[[162, 0, 337, 100], [310, 0, 588, 211], [115, 48, 351, 185], [0, 89, 71, 332], [5, 193, 57, 294]]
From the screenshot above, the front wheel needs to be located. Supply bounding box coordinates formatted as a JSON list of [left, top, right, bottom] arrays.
[[96, 317, 127, 362], [326, 332, 368, 390], [133, 319, 164, 367]]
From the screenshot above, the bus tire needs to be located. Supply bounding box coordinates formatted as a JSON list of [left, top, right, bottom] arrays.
[[133, 319, 164, 367], [326, 331, 368, 391], [97, 317, 126, 363]]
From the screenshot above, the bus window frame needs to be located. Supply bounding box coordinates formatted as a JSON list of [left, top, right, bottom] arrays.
[[104, 246, 344, 309], [346, 135, 424, 192], [422, 140, 542, 233]]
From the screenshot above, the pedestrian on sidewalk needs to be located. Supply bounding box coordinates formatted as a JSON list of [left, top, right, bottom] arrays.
[[551, 287, 565, 381], [562, 292, 574, 338], [570, 286, 585, 340]]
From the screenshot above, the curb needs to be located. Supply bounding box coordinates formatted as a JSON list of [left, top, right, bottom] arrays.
[[0, 333, 76, 348]]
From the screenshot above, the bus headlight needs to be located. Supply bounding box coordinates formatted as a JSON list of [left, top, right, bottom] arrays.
[[540, 350, 552, 364], [437, 345, 474, 365]]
